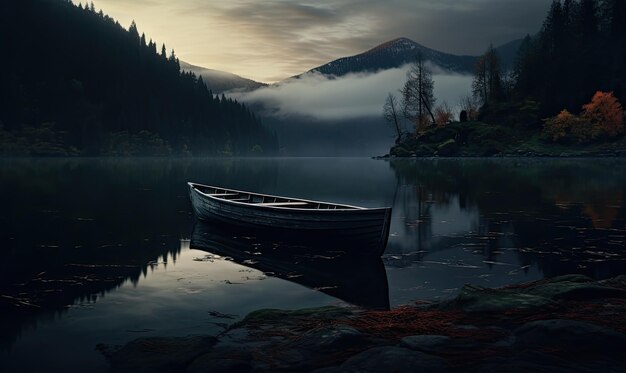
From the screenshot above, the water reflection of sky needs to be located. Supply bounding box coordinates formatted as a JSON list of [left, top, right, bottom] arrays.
[[3, 245, 337, 372]]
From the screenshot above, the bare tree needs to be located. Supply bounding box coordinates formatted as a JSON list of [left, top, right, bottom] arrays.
[[383, 93, 403, 142], [434, 101, 454, 127], [402, 53, 436, 132]]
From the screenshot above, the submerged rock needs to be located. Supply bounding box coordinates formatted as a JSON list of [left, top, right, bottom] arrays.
[[108, 336, 216, 373]]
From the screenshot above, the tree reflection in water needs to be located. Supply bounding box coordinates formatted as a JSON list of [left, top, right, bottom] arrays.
[[386, 159, 626, 279]]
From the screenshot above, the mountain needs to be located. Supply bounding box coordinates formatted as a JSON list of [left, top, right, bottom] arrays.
[[307, 38, 476, 77], [180, 61, 267, 93], [297, 37, 522, 78], [0, 0, 277, 156]]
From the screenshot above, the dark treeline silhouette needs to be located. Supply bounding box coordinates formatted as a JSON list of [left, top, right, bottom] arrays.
[[513, 0, 626, 116], [0, 0, 277, 156]]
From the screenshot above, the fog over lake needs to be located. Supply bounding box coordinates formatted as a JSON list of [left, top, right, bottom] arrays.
[[230, 65, 474, 156]]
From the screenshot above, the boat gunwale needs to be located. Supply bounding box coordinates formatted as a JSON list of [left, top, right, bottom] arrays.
[[188, 182, 390, 213]]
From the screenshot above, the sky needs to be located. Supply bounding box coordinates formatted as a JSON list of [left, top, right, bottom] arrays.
[[93, 0, 552, 83]]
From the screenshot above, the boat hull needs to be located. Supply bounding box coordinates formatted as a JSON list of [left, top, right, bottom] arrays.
[[188, 183, 392, 256]]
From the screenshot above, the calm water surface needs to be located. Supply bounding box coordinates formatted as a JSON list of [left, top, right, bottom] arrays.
[[1, 157, 625, 371]]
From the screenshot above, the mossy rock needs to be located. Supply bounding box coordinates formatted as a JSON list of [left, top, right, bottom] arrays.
[[428, 127, 457, 143], [445, 275, 626, 313], [522, 275, 626, 300], [447, 284, 556, 313], [414, 144, 436, 156], [240, 306, 353, 325], [436, 139, 459, 157], [390, 146, 411, 157], [601, 275, 626, 288]]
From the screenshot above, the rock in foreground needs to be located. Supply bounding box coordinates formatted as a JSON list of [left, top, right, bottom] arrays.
[[103, 275, 626, 372]]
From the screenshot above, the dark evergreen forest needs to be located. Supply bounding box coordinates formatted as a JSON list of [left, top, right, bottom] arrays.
[[0, 0, 278, 156], [513, 0, 626, 116], [390, 0, 625, 157]]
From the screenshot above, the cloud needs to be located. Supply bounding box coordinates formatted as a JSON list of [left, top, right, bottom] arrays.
[[230, 66, 474, 121], [96, 0, 552, 82]]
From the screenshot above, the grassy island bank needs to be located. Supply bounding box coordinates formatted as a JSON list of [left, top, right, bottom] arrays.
[[384, 121, 626, 158]]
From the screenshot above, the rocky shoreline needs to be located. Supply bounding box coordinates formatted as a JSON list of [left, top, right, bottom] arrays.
[[374, 150, 626, 159], [100, 275, 626, 372], [375, 150, 626, 159], [379, 121, 626, 159]]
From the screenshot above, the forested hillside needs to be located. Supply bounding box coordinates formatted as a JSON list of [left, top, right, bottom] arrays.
[[514, 0, 626, 115], [389, 0, 626, 157], [0, 0, 277, 156]]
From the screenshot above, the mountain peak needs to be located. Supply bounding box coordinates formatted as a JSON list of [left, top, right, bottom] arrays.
[[365, 37, 423, 54], [295, 37, 521, 80], [303, 37, 476, 78], [381, 37, 415, 46]]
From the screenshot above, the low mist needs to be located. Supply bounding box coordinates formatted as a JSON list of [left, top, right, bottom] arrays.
[[230, 65, 473, 156]]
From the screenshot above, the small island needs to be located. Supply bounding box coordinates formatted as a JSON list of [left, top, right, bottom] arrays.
[[382, 1, 626, 158], [385, 118, 626, 158]]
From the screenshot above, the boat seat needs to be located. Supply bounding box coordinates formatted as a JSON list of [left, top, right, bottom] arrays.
[[256, 202, 308, 207], [207, 193, 238, 197]]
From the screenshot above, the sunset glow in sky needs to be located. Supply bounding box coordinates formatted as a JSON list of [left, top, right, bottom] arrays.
[[94, 0, 552, 82]]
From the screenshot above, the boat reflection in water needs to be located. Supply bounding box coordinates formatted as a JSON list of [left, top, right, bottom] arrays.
[[190, 222, 390, 310]]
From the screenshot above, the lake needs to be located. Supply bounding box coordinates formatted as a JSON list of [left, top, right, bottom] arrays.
[[1, 157, 625, 371]]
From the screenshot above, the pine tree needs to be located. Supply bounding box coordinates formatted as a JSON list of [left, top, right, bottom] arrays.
[[0, 0, 278, 155], [473, 45, 503, 104], [513, 35, 534, 92], [576, 0, 599, 40], [129, 21, 139, 41]]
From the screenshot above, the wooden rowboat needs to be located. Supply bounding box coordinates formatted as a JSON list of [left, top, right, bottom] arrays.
[[188, 182, 392, 256]]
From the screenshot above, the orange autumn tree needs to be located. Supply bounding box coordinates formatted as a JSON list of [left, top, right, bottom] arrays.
[[581, 91, 625, 139], [543, 91, 625, 142], [544, 109, 579, 142]]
